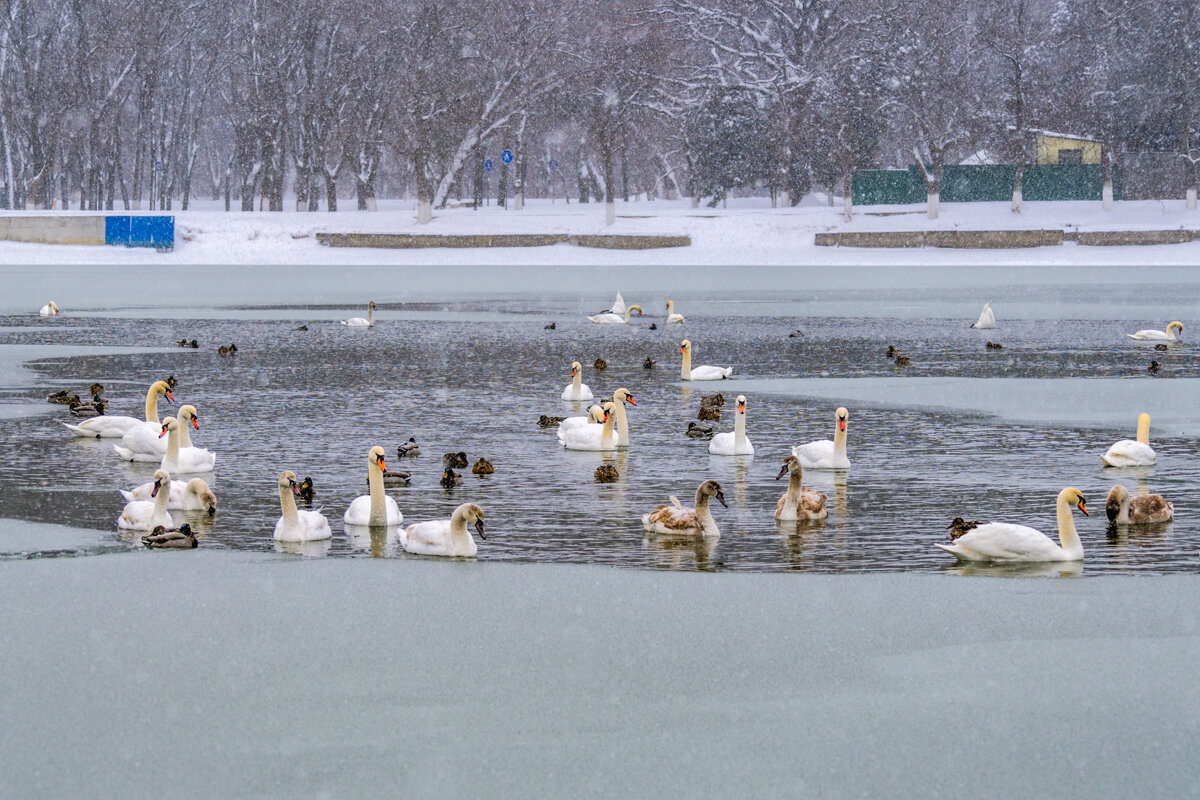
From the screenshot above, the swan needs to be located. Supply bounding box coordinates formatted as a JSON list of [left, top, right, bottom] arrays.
[[1105, 484, 1173, 524], [398, 502, 485, 557], [39, 301, 59, 316], [559, 401, 617, 451], [936, 487, 1089, 562], [665, 300, 685, 324], [117, 470, 174, 531], [560, 361, 594, 401], [64, 380, 174, 438], [274, 470, 332, 542], [1101, 413, 1156, 467], [158, 412, 216, 474], [774, 455, 827, 521], [970, 302, 995, 329], [121, 477, 217, 513], [793, 407, 851, 470], [642, 480, 726, 538], [342, 300, 376, 327], [142, 523, 198, 549], [343, 446, 404, 527], [708, 395, 754, 455], [679, 339, 732, 381], [600, 388, 637, 448], [557, 404, 605, 435], [588, 304, 643, 324], [1127, 321, 1183, 341], [113, 403, 199, 461], [606, 291, 626, 315]]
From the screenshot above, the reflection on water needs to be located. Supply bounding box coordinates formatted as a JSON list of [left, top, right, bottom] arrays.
[[1, 289, 1198, 575], [943, 561, 1084, 579]]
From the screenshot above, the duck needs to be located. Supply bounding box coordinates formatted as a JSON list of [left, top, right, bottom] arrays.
[[665, 300, 685, 324], [397, 437, 421, 457], [788, 329, 804, 338], [440, 467, 464, 488], [642, 480, 726, 538], [381, 468, 411, 487], [588, 304, 643, 324], [648, 323, 657, 330], [157, 412, 216, 474], [701, 393, 725, 407], [698, 406, 721, 421], [793, 407, 851, 470], [561, 361, 594, 401], [39, 301, 60, 316], [142, 523, 198, 549], [64, 380, 174, 439], [708, 395, 754, 456], [117, 470, 174, 531], [936, 488, 1088, 562], [121, 476, 217, 513], [88, 382, 104, 397], [593, 358, 608, 370], [946, 517, 981, 540], [679, 339, 732, 381], [559, 401, 617, 451], [1101, 413, 1156, 467], [46, 389, 79, 405], [176, 339, 199, 348], [894, 354, 911, 367], [594, 464, 619, 482], [471, 457, 494, 475], [1148, 360, 1161, 374], [1105, 484, 1173, 525], [686, 421, 714, 439], [970, 301, 996, 329], [343, 446, 404, 527], [1154, 343, 1169, 351], [398, 503, 485, 557], [342, 300, 377, 327], [886, 345, 896, 359], [544, 322, 556, 330], [274, 470, 332, 542], [538, 415, 566, 428], [1127, 321, 1183, 341], [774, 456, 827, 521], [986, 341, 1004, 350], [643, 357, 656, 369], [442, 451, 468, 469], [296, 324, 309, 331], [217, 344, 238, 356], [69, 395, 107, 417], [296, 476, 315, 504]]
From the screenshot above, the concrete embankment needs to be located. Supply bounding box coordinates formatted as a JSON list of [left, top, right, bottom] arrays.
[[316, 232, 691, 249], [817, 228, 1197, 248]]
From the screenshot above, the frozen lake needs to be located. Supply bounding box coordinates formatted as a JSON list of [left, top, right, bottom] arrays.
[[1, 264, 1197, 574]]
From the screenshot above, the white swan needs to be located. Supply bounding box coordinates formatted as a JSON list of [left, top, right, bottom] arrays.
[[114, 403, 198, 461], [708, 395, 754, 455], [559, 401, 617, 451], [117, 469, 174, 531], [970, 301, 995, 329], [64, 380, 173, 438], [121, 477, 217, 513], [399, 502, 485, 557], [158, 411, 216, 474], [343, 446, 404, 527], [1127, 321, 1183, 341], [1101, 412, 1156, 466], [793, 407, 850, 470], [679, 339, 732, 381], [274, 470, 332, 542], [342, 300, 376, 327], [1105, 484, 1173, 524], [774, 456, 826, 521], [936, 487, 1089, 562], [588, 304, 643, 324], [607, 291, 626, 315], [39, 301, 60, 316], [560, 361, 594, 401], [666, 300, 685, 324], [557, 404, 605, 435], [642, 480, 726, 538]]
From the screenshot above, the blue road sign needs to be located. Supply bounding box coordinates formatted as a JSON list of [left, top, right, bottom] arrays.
[[548, 159, 559, 171], [154, 161, 162, 172], [501, 149, 513, 164], [485, 159, 493, 172]]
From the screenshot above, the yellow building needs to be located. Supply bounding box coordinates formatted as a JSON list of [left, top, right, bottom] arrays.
[[1032, 130, 1102, 165]]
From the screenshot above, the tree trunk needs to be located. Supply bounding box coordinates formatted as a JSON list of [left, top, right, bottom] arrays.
[[842, 169, 852, 221], [603, 141, 615, 226], [324, 169, 338, 212], [1187, 158, 1198, 210], [414, 152, 433, 224], [1101, 146, 1114, 211]]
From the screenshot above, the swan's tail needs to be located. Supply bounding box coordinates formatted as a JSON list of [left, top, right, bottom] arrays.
[[119, 490, 135, 501], [669, 496, 682, 509], [62, 422, 96, 437]]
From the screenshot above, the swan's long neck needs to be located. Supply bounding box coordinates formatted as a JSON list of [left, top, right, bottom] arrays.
[[693, 489, 717, 535], [178, 414, 194, 448], [367, 304, 374, 326], [666, 301, 674, 318], [572, 370, 581, 393], [833, 421, 848, 459], [624, 307, 634, 323], [165, 424, 180, 464], [1136, 415, 1150, 445], [153, 480, 170, 517], [1115, 495, 1131, 525], [1055, 490, 1083, 558], [614, 399, 629, 447], [367, 460, 385, 525], [734, 408, 746, 448], [279, 483, 299, 525], [681, 348, 691, 380], [449, 506, 473, 549], [601, 410, 616, 448], [786, 467, 804, 507], [145, 387, 160, 424]]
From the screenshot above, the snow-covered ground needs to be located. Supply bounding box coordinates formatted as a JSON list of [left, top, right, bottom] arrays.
[[5, 196, 1200, 266]]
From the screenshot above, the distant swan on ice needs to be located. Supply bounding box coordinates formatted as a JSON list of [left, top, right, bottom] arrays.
[[970, 302, 995, 329]]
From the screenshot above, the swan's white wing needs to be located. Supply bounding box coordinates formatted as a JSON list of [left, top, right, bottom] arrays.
[[708, 432, 734, 455], [63, 415, 143, 438], [401, 520, 453, 555], [937, 523, 1066, 562], [642, 503, 700, 535], [793, 440, 835, 468], [689, 365, 732, 380], [588, 313, 623, 324], [343, 495, 403, 526], [1128, 329, 1167, 341], [1101, 440, 1156, 466]]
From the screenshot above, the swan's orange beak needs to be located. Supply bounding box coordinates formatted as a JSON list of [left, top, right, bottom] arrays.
[[679, 346, 685, 354], [376, 455, 387, 472], [1078, 501, 1089, 516], [290, 479, 300, 496], [159, 424, 169, 438], [838, 419, 846, 432], [571, 367, 578, 377], [165, 390, 175, 402], [190, 416, 199, 430], [738, 400, 745, 412], [626, 395, 636, 406]]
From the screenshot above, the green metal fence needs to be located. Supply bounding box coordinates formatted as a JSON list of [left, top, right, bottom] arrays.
[[852, 164, 1123, 204]]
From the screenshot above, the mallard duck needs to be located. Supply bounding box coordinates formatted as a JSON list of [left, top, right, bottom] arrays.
[[69, 396, 107, 417], [88, 382, 104, 397], [442, 451, 468, 469], [165, 376, 178, 390], [946, 517, 981, 540], [296, 324, 309, 331], [1154, 343, 1169, 351], [986, 341, 1004, 350], [894, 355, 911, 367], [700, 393, 725, 407], [788, 329, 804, 338], [397, 437, 420, 457], [544, 322, 556, 330], [380, 468, 411, 487], [648, 323, 658, 330], [142, 523, 198, 549], [46, 389, 79, 405], [593, 358, 607, 370], [538, 415, 566, 428], [643, 357, 656, 369], [471, 457, 494, 475], [217, 346, 230, 356], [1149, 360, 1161, 374], [698, 406, 721, 421], [176, 339, 190, 347], [686, 421, 715, 439], [440, 467, 464, 488], [229, 344, 238, 353], [886, 345, 896, 359], [296, 476, 315, 504], [594, 464, 619, 482]]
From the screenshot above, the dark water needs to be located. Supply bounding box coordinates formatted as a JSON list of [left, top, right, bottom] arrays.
[[1, 290, 1198, 574]]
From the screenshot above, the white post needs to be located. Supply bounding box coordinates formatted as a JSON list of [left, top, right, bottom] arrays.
[[927, 190, 939, 220], [1102, 181, 1113, 211], [417, 201, 432, 224], [1011, 188, 1023, 213], [1187, 188, 1196, 210], [605, 199, 615, 226]]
